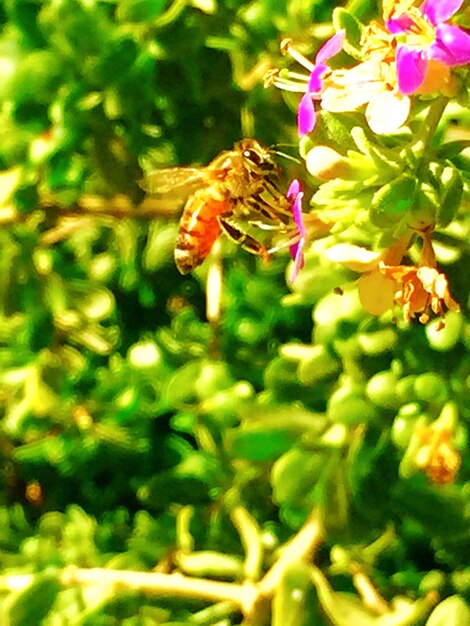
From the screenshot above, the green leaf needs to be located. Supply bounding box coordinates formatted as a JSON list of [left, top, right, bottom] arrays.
[[436, 140, 470, 159], [342, 0, 377, 20], [310, 567, 378, 626], [273, 562, 326, 626], [225, 426, 296, 462], [164, 360, 233, 407], [4, 0, 45, 47], [10, 51, 62, 105], [366, 371, 401, 409], [143, 223, 177, 271], [332, 8, 363, 58], [315, 111, 360, 152], [328, 386, 376, 425], [14, 183, 39, 214], [351, 127, 403, 175], [295, 345, 340, 385], [75, 287, 115, 322], [93, 36, 139, 85], [139, 472, 214, 508], [370, 174, 417, 227], [4, 572, 61, 626], [38, 0, 111, 59], [430, 162, 463, 227], [271, 447, 328, 507], [176, 551, 244, 579], [117, 0, 166, 23], [426, 596, 470, 626], [425, 311, 463, 352]]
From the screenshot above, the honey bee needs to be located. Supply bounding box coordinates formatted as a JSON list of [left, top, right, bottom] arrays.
[[142, 139, 293, 274]]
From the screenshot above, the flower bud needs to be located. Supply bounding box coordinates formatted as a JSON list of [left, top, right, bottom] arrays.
[[305, 146, 351, 180]]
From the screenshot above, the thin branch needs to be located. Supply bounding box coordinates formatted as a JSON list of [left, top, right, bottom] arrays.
[[0, 568, 258, 616], [1, 194, 182, 232], [350, 563, 389, 615], [231, 506, 264, 582], [41, 194, 182, 219], [0, 510, 324, 621], [258, 509, 324, 595]]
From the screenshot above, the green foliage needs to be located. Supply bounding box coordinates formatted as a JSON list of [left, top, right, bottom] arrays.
[[0, 0, 470, 624]]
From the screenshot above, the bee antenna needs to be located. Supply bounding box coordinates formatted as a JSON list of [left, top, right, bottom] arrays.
[[270, 142, 296, 148], [270, 149, 301, 165]]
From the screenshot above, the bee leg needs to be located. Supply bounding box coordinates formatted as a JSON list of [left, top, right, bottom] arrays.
[[218, 216, 270, 263]]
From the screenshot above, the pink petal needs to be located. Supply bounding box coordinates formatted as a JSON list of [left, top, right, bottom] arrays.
[[420, 0, 463, 26], [315, 30, 345, 65], [287, 179, 306, 283], [289, 189, 306, 238], [430, 24, 470, 65], [308, 63, 328, 93], [386, 15, 414, 34], [287, 180, 299, 198], [396, 45, 428, 94], [297, 93, 316, 136], [289, 237, 306, 283]]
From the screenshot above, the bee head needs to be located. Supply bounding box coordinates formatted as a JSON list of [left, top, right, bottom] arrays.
[[238, 139, 277, 174]]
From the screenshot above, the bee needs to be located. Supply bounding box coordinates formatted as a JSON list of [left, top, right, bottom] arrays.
[[142, 139, 294, 274]]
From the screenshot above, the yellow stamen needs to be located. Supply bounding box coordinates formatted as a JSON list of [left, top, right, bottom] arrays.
[[280, 38, 315, 72]]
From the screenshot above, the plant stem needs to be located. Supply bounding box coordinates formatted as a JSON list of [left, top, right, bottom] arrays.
[[414, 96, 448, 164], [0, 510, 324, 619], [231, 506, 264, 582], [259, 510, 324, 594]]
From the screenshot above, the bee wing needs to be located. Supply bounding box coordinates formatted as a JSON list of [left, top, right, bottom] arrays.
[[139, 168, 209, 198]]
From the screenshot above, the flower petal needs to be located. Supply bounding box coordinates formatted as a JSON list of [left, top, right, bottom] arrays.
[[396, 45, 428, 94], [430, 24, 470, 66], [357, 271, 397, 316], [288, 180, 306, 238], [289, 237, 306, 283], [420, 0, 463, 26], [386, 15, 414, 33], [287, 179, 300, 198], [321, 61, 385, 112], [321, 80, 382, 112], [315, 30, 345, 64], [325, 244, 382, 272], [297, 93, 316, 136], [308, 63, 328, 93], [287, 179, 306, 283], [366, 89, 410, 134]]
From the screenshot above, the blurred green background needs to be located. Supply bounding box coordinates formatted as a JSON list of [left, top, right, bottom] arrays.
[[1, 0, 470, 624]]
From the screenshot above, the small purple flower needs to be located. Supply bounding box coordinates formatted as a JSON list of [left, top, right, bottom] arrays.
[[287, 179, 306, 283], [297, 30, 345, 136], [386, 0, 470, 95]]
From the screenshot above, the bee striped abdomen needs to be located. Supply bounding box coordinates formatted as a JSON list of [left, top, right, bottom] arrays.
[[175, 190, 229, 274]]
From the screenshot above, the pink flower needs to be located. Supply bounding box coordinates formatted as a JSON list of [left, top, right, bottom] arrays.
[[385, 0, 470, 94], [267, 32, 345, 137], [287, 180, 306, 283], [297, 31, 345, 135]]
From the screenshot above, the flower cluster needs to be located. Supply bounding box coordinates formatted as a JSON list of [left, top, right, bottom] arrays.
[[414, 423, 461, 484], [274, 0, 466, 326], [385, 0, 470, 95], [405, 402, 462, 484], [325, 229, 460, 325], [267, 0, 470, 135]]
